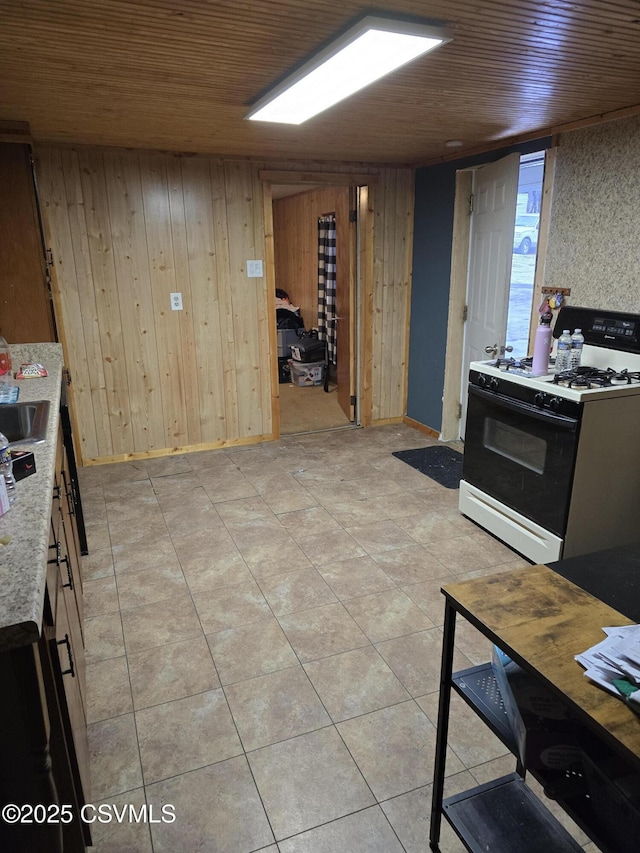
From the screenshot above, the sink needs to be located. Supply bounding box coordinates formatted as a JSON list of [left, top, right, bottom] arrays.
[[0, 400, 50, 444]]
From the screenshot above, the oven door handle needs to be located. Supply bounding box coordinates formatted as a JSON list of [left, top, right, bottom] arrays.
[[468, 384, 579, 431]]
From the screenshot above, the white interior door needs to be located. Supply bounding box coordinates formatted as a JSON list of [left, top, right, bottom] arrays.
[[460, 153, 520, 435]]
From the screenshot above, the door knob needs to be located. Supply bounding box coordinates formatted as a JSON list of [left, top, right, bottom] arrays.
[[484, 344, 498, 356], [500, 345, 514, 355]]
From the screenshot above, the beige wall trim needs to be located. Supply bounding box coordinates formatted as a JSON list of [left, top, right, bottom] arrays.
[[259, 170, 377, 186], [417, 103, 640, 169], [262, 180, 280, 439], [441, 170, 473, 442], [402, 176, 416, 419], [403, 416, 439, 439], [527, 147, 557, 354], [83, 432, 276, 466], [371, 416, 404, 427], [358, 186, 375, 427], [550, 103, 640, 136]]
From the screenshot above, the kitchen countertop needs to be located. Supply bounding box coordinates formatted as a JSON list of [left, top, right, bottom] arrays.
[[0, 343, 63, 652], [547, 542, 640, 623]]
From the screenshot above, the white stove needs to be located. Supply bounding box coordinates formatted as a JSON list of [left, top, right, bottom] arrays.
[[471, 344, 640, 402], [460, 306, 640, 564]]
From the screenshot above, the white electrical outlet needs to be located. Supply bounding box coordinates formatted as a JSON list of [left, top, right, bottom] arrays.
[[170, 292, 183, 311], [246, 260, 263, 278]]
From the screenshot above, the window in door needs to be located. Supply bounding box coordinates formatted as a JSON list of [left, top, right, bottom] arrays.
[[505, 151, 545, 358]]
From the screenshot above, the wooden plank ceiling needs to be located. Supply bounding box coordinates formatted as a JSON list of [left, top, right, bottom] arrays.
[[1, 0, 640, 165]]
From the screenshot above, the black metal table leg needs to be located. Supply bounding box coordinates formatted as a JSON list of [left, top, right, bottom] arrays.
[[429, 598, 457, 851]]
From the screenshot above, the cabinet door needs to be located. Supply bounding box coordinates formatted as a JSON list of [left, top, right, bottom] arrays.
[[60, 463, 84, 631], [54, 565, 91, 808], [0, 141, 55, 342], [51, 427, 90, 805]]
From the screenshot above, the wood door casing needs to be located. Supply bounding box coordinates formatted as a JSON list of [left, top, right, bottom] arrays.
[[272, 184, 353, 420]]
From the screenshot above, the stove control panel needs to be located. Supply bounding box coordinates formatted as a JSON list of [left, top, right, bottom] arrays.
[[477, 374, 500, 391], [533, 391, 563, 410], [470, 370, 583, 419], [554, 306, 640, 354]]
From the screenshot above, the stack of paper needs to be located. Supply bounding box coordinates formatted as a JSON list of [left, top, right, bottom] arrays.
[[576, 625, 640, 709]]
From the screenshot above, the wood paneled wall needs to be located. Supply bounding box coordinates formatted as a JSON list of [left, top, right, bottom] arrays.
[[36, 145, 414, 463], [37, 147, 270, 463], [272, 186, 350, 331]]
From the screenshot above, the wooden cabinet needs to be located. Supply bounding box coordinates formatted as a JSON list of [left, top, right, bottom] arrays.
[[0, 139, 56, 343], [0, 418, 89, 852], [40, 427, 90, 850], [430, 564, 640, 853]]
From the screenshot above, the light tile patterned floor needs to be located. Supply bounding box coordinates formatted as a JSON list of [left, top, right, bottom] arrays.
[[78, 424, 595, 852]]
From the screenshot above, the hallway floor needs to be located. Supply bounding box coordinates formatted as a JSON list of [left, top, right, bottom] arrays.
[[278, 381, 351, 434], [79, 424, 595, 852]]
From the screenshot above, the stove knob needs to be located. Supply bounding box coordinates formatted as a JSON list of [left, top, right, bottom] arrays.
[[534, 392, 546, 407], [549, 396, 562, 411], [488, 377, 500, 391], [477, 374, 487, 388]]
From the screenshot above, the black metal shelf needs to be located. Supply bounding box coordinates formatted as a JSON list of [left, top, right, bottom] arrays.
[[429, 594, 628, 853], [451, 662, 616, 853], [452, 663, 518, 754], [442, 773, 584, 853]]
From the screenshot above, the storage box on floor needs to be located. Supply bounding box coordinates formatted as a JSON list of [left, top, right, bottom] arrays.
[[288, 359, 325, 386], [277, 329, 300, 358], [290, 337, 326, 363]]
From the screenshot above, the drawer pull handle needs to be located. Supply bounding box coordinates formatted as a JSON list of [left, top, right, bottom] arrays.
[[61, 556, 73, 590], [65, 488, 76, 515], [52, 484, 61, 500], [48, 541, 61, 565], [57, 634, 75, 678]]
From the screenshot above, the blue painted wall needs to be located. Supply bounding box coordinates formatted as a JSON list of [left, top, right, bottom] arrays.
[[406, 138, 551, 432]]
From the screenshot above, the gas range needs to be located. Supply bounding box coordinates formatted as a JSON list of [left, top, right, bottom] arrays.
[[471, 343, 640, 403], [461, 306, 640, 564]]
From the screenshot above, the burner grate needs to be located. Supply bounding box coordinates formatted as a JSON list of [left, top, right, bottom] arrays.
[[492, 357, 533, 372], [552, 366, 640, 389]]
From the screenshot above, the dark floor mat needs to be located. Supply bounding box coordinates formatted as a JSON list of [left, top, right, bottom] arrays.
[[392, 445, 463, 489]]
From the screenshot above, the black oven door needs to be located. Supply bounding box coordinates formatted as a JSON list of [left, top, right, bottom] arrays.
[[462, 384, 580, 536]]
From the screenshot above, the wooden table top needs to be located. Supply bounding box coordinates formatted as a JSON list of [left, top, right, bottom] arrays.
[[442, 563, 640, 767]]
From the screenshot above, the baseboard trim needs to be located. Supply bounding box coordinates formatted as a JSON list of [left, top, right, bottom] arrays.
[[403, 416, 440, 439]]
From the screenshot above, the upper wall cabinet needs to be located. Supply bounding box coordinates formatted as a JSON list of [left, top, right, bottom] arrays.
[[0, 141, 56, 343]]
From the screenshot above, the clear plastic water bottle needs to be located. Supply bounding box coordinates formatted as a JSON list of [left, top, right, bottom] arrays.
[[554, 330, 572, 374], [569, 328, 584, 370], [0, 431, 17, 505]]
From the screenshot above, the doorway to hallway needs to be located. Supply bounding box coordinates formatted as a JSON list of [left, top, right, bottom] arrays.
[[270, 181, 358, 436]]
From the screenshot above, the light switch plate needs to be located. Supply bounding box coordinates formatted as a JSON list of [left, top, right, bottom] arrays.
[[170, 292, 183, 311], [246, 260, 263, 278]]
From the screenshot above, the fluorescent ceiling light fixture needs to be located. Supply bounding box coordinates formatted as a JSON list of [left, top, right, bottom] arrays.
[[246, 16, 451, 125]]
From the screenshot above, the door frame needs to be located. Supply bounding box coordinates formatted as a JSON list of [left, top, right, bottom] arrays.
[[260, 170, 374, 438], [440, 151, 556, 441], [441, 169, 473, 441]]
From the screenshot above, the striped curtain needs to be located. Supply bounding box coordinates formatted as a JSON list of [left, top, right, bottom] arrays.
[[317, 214, 337, 365]]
